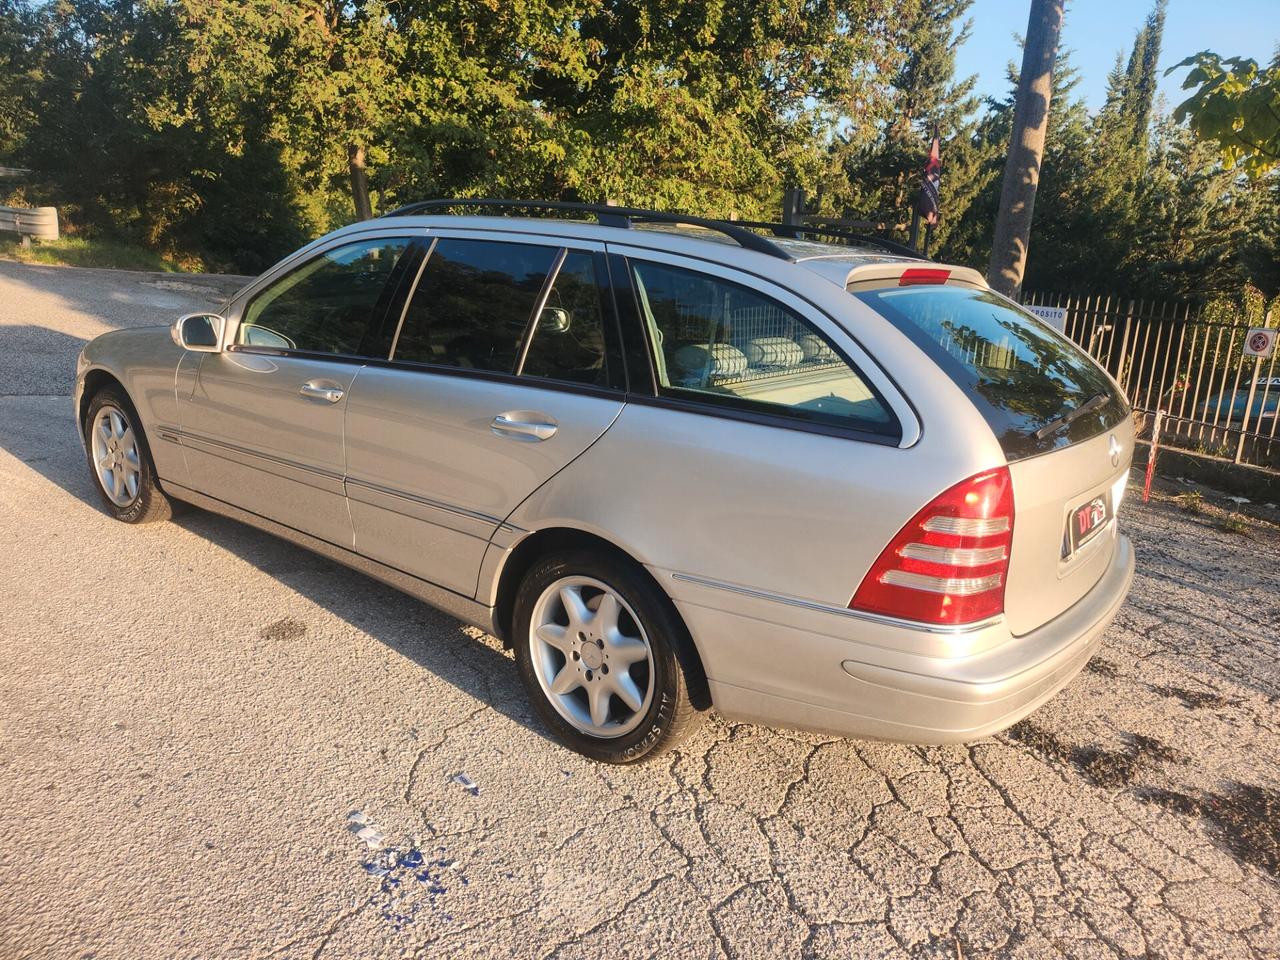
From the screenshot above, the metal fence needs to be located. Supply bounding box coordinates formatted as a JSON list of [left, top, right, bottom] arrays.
[[1023, 293, 1280, 472]]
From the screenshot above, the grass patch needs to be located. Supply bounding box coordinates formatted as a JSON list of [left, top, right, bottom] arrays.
[[1220, 513, 1250, 536], [1177, 490, 1205, 514], [0, 234, 194, 272]]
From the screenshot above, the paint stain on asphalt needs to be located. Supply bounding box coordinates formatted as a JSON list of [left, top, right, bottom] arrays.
[[346, 811, 471, 931], [1137, 782, 1280, 879], [258, 617, 307, 642]]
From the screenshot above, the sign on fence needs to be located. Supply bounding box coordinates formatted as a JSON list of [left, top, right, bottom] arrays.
[[1024, 304, 1067, 331], [1243, 328, 1277, 359]]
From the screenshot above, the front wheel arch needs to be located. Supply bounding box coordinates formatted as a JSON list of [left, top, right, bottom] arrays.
[[493, 527, 712, 711], [79, 369, 127, 437]]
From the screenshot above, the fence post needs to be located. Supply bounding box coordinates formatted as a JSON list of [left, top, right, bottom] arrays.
[[1118, 299, 1136, 395], [1143, 408, 1164, 503]]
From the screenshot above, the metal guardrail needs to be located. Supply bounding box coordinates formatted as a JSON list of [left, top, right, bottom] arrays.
[[0, 205, 59, 242], [1025, 292, 1280, 472]]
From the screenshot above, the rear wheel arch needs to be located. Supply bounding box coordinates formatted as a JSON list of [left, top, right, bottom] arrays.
[[492, 526, 712, 711]]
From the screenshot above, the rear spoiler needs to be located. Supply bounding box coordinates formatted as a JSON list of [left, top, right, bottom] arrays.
[[842, 262, 987, 290]]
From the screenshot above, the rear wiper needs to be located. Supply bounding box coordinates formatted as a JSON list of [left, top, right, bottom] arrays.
[[1033, 392, 1110, 440]]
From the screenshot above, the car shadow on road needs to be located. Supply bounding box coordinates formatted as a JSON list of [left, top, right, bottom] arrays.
[[171, 505, 553, 744], [2, 406, 555, 748]]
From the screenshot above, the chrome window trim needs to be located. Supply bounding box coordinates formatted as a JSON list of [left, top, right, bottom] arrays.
[[669, 572, 1003, 635]]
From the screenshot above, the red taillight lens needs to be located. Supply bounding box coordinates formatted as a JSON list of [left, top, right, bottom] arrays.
[[850, 467, 1014, 625], [898, 268, 951, 286]]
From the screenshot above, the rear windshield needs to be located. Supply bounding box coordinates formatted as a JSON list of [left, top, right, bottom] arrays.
[[855, 285, 1128, 460]]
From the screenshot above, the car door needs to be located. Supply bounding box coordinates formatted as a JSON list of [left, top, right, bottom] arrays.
[[179, 234, 421, 547], [343, 232, 627, 596]]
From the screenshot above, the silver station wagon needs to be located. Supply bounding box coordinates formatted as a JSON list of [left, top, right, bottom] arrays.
[[74, 200, 1135, 763]]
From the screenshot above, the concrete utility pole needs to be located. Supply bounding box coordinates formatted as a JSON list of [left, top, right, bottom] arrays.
[[986, 0, 1064, 298]]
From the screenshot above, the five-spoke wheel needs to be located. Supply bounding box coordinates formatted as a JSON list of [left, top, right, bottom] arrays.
[[83, 384, 174, 524], [90, 404, 142, 507]]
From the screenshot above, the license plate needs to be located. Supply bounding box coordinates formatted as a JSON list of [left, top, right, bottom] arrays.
[[1066, 492, 1111, 555]]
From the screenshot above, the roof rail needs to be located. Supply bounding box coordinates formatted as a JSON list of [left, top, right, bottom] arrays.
[[730, 219, 924, 259], [380, 198, 927, 262], [380, 198, 795, 261]]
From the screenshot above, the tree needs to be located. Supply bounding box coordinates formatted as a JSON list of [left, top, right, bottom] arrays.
[[555, 0, 917, 217], [986, 0, 1064, 297], [168, 1, 409, 223], [838, 0, 997, 249], [0, 0, 39, 161], [1167, 49, 1280, 177]]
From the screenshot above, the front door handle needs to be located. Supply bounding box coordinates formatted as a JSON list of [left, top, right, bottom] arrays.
[[491, 413, 557, 441], [300, 381, 345, 403]]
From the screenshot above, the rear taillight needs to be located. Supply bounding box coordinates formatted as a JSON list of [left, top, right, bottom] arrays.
[[850, 468, 1014, 625]]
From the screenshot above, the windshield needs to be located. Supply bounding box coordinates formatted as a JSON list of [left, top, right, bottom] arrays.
[[855, 285, 1128, 460]]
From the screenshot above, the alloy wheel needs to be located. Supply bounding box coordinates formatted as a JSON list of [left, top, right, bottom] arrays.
[[529, 576, 655, 738], [90, 405, 142, 507]]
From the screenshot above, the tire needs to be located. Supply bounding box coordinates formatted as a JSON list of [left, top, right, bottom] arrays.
[[83, 384, 174, 524], [513, 548, 706, 763]]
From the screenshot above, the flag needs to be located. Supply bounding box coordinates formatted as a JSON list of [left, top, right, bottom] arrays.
[[916, 135, 942, 226]]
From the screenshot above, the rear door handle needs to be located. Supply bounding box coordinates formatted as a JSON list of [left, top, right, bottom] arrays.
[[300, 381, 345, 403], [491, 413, 557, 441]]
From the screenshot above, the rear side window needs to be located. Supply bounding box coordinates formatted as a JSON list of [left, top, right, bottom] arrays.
[[630, 260, 898, 437], [855, 286, 1127, 459], [240, 238, 410, 355], [393, 238, 558, 371]]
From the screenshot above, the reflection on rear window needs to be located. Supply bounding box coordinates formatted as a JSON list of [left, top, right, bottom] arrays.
[[855, 286, 1127, 460]]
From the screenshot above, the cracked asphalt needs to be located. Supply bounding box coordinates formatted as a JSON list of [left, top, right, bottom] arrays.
[[1, 259, 1278, 959]]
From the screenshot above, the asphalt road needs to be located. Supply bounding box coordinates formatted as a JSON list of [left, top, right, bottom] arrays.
[[1, 258, 1278, 959]]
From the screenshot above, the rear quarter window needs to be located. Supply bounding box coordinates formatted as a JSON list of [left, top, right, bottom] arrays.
[[632, 259, 900, 439], [855, 285, 1128, 460]]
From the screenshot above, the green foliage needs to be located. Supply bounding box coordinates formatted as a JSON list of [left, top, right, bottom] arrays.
[[0, 0, 1273, 300], [961, 3, 1278, 301], [1167, 51, 1280, 177], [838, 0, 998, 251], [1, 0, 917, 270]]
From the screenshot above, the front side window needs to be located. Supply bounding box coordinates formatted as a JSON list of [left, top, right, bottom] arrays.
[[393, 238, 558, 371], [239, 238, 410, 355], [630, 260, 898, 436]]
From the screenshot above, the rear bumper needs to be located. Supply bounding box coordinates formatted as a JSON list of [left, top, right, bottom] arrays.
[[664, 533, 1135, 744]]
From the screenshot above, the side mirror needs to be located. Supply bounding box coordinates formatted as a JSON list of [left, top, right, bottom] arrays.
[[171, 313, 224, 352], [539, 306, 572, 334]]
